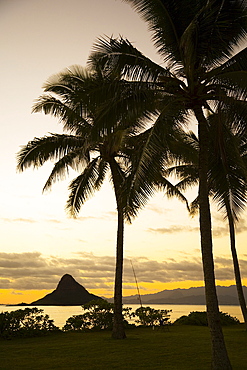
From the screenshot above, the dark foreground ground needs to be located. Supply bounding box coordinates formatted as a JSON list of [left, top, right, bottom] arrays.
[[1, 325, 247, 369]]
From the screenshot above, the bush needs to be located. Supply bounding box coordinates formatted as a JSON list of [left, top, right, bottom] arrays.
[[63, 302, 172, 331], [174, 311, 240, 326], [0, 307, 60, 339], [134, 306, 171, 326], [63, 299, 134, 332]]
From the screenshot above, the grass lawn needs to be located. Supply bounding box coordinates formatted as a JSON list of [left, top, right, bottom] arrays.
[[1, 325, 246, 369]]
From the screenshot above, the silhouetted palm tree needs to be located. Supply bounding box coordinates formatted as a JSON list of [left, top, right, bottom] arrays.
[[17, 65, 157, 339], [167, 112, 247, 330], [208, 112, 247, 331], [89, 1, 247, 367]]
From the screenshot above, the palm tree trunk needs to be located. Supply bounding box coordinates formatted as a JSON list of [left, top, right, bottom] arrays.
[[194, 105, 232, 370], [225, 200, 247, 330], [110, 159, 126, 339]]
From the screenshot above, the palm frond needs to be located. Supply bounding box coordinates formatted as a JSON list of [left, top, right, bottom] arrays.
[[209, 70, 247, 102], [190, 0, 247, 69], [123, 0, 205, 66], [17, 134, 85, 172], [43, 65, 92, 91], [208, 47, 247, 78], [123, 115, 188, 220], [43, 149, 86, 192], [155, 174, 190, 211], [208, 111, 247, 221], [66, 157, 101, 217], [91, 80, 160, 134], [190, 195, 199, 217], [32, 95, 92, 134], [167, 165, 199, 186], [89, 36, 170, 82], [94, 159, 109, 190]]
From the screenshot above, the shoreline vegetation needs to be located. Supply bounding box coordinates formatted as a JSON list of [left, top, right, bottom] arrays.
[[1, 306, 245, 368], [0, 303, 241, 334], [1, 303, 244, 331]]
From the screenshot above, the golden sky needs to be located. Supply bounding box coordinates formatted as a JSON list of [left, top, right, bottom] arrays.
[[1, 0, 247, 304]]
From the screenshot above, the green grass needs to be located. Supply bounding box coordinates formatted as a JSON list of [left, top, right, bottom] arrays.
[[1, 325, 247, 369]]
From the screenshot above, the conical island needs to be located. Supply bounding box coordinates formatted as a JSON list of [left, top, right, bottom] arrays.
[[31, 274, 102, 306]]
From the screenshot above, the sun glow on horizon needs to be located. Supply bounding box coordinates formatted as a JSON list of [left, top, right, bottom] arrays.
[[0, 289, 52, 306], [1, 279, 244, 305]]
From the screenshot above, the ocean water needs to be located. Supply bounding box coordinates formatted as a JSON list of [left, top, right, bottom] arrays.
[[0, 303, 243, 329]]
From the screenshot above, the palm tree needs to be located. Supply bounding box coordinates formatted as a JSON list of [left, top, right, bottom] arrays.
[[88, 1, 247, 367], [167, 112, 247, 330], [17, 65, 157, 339], [208, 112, 247, 331]]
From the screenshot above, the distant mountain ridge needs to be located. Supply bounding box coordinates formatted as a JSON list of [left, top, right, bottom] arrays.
[[117, 285, 247, 305], [30, 274, 101, 306]]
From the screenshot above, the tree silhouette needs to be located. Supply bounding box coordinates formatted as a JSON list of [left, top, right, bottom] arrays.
[[89, 1, 247, 367], [17, 65, 155, 339], [167, 112, 247, 330]]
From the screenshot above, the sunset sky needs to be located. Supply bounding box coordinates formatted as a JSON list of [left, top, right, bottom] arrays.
[[1, 0, 247, 305]]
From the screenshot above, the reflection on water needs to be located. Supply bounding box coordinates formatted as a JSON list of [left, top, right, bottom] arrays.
[[0, 304, 243, 329]]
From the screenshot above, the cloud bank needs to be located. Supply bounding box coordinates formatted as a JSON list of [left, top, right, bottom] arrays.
[[147, 216, 247, 238], [0, 251, 246, 294]]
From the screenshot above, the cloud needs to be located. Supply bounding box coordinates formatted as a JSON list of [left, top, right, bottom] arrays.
[[2, 217, 36, 223], [102, 211, 117, 219], [47, 219, 62, 224], [76, 211, 117, 223], [146, 205, 172, 214], [124, 256, 204, 283], [0, 251, 246, 295], [147, 225, 199, 234], [212, 214, 247, 237], [0, 252, 115, 291], [76, 216, 100, 222], [236, 218, 247, 234], [212, 226, 228, 237], [77, 239, 87, 243], [147, 218, 247, 238]]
